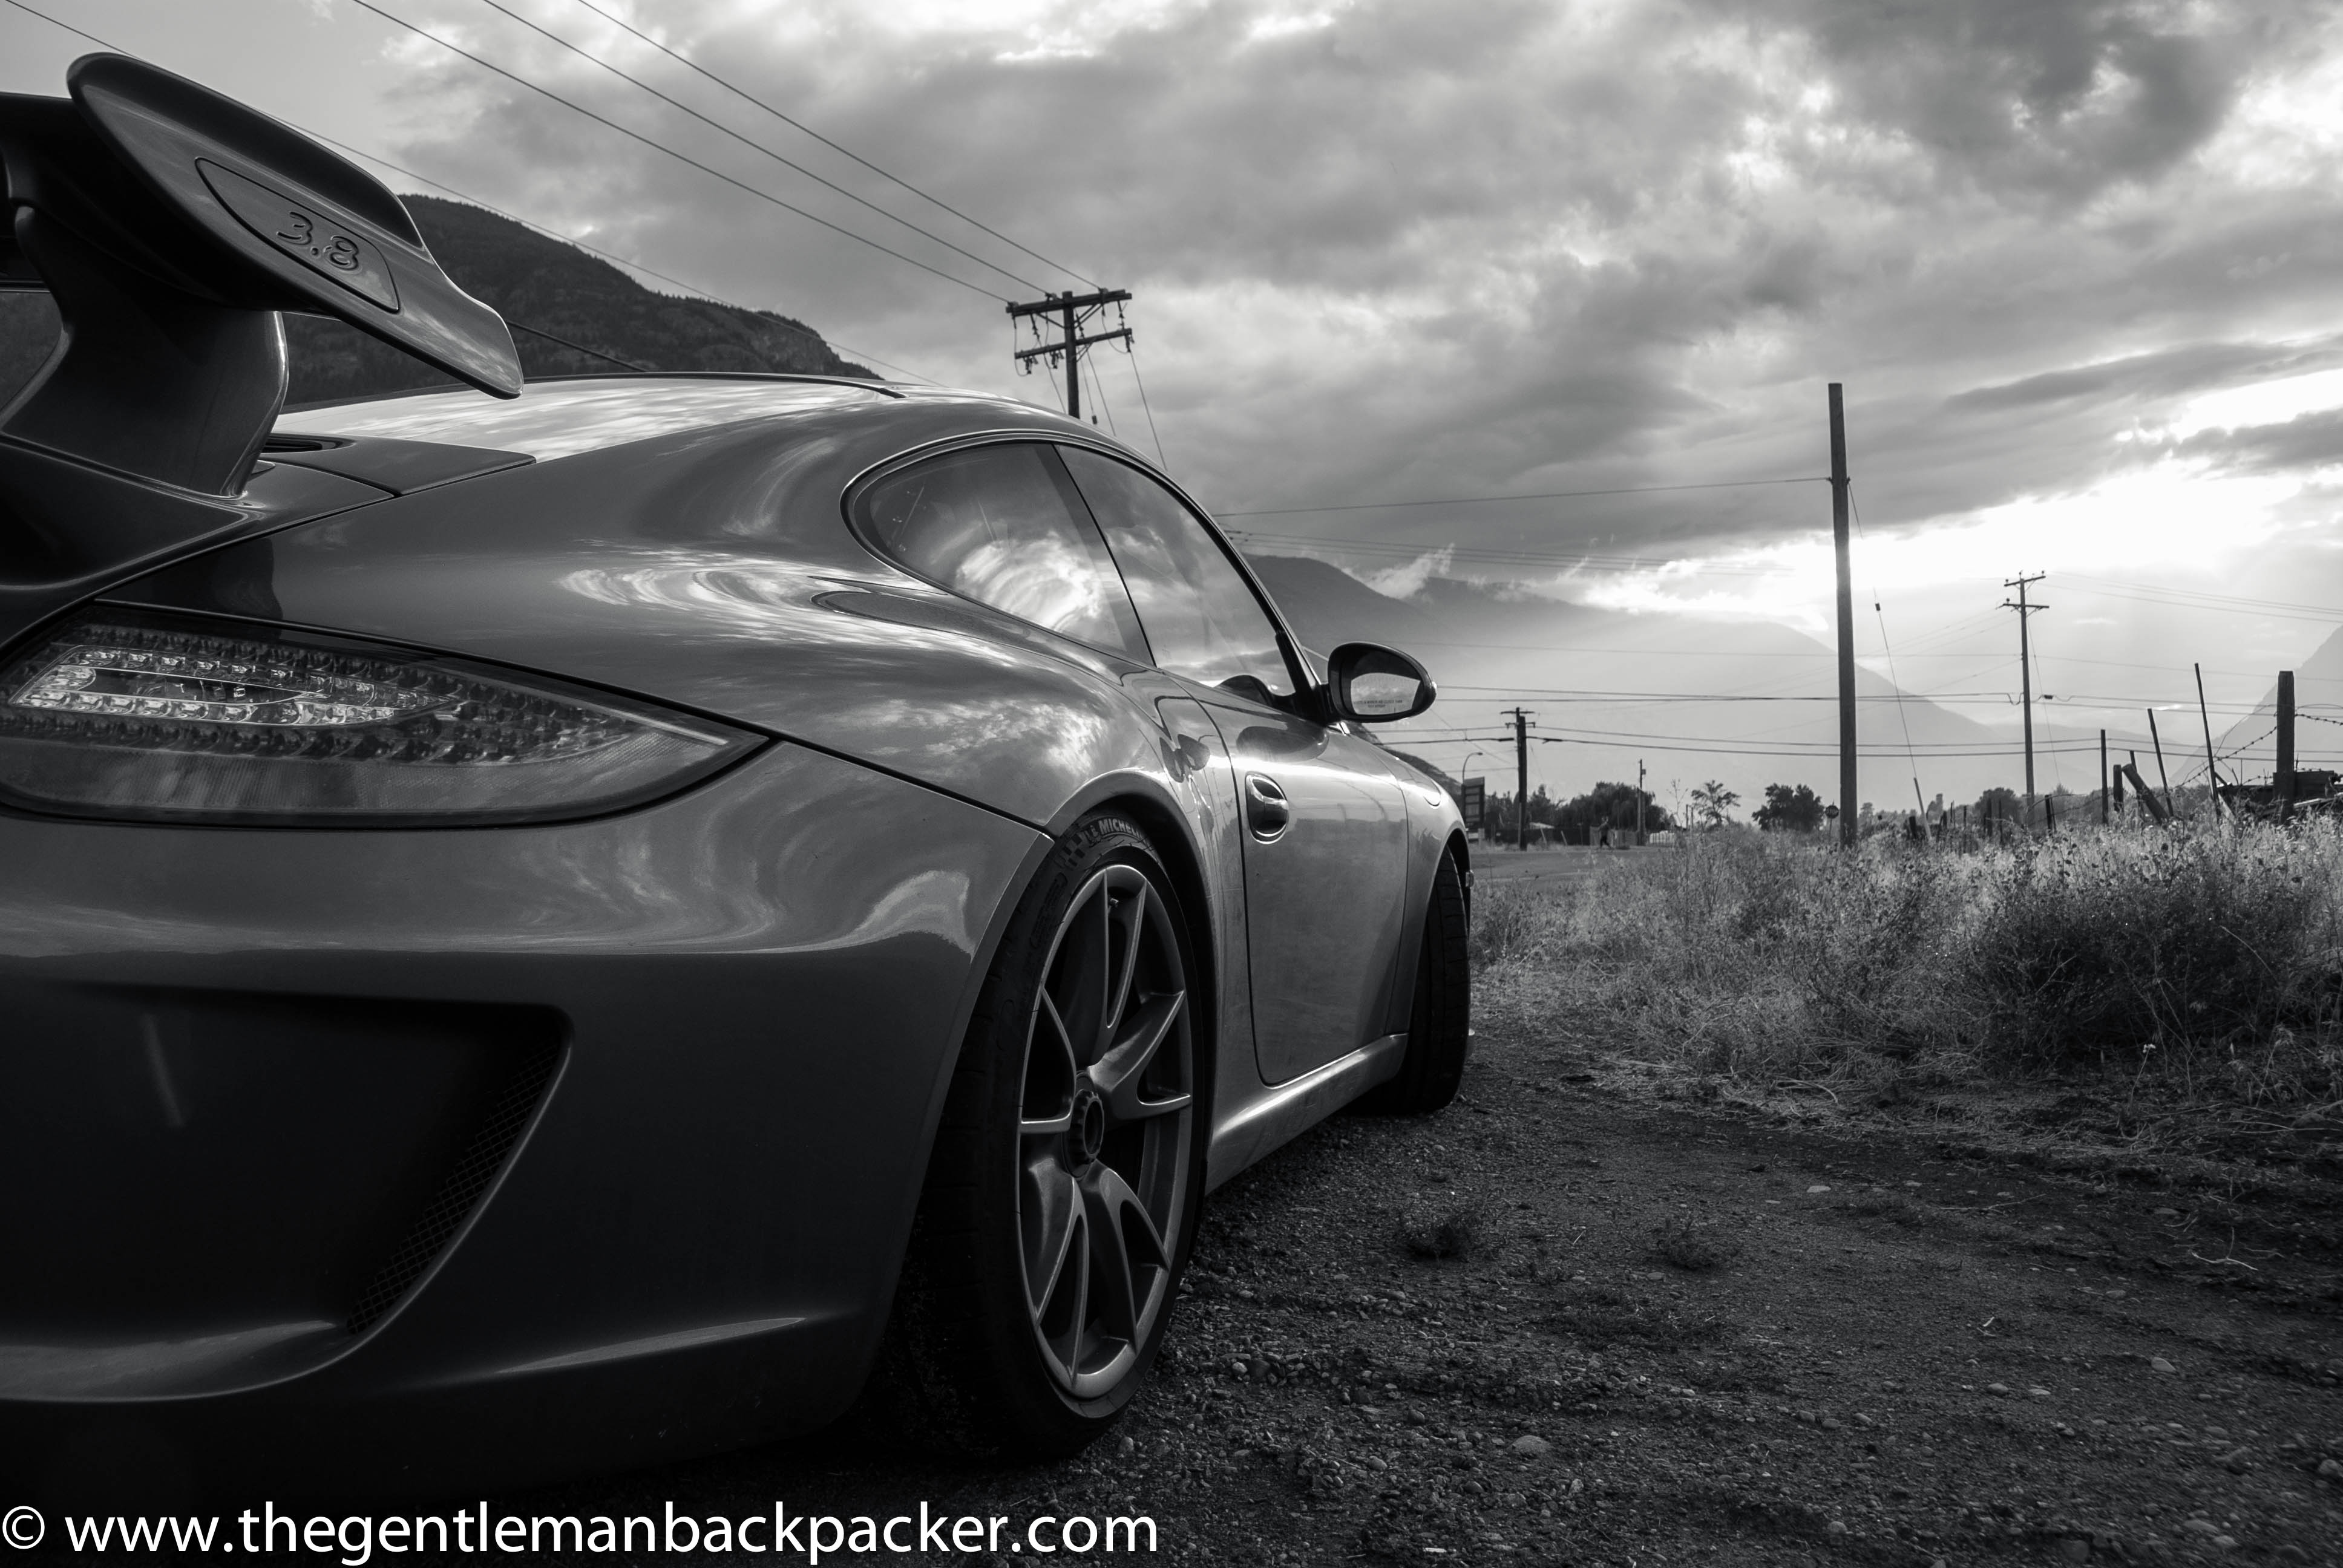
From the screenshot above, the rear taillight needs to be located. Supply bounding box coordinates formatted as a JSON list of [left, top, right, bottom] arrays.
[[0, 609, 760, 826]]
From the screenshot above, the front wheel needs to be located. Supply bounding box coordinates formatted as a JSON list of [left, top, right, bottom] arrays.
[[1357, 848, 1470, 1114], [874, 812, 1203, 1454]]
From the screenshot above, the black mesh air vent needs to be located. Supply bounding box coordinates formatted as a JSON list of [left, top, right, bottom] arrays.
[[347, 1040, 562, 1333]]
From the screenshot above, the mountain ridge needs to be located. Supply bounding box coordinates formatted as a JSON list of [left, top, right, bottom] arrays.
[[0, 194, 867, 407], [1244, 550, 2026, 815]]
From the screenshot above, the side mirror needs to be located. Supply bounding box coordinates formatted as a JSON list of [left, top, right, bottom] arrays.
[[1325, 642, 1435, 724]]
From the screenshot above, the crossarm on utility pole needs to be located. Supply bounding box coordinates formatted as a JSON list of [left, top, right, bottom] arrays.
[[1005, 289, 1132, 317], [1012, 328, 1132, 361], [1004, 289, 1135, 420]]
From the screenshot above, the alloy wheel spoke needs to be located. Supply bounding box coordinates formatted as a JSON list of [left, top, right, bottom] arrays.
[[1090, 988, 1191, 1121], [1061, 1221, 1091, 1369], [1054, 884, 1110, 1071], [1102, 877, 1146, 1044], [1020, 991, 1079, 1134], [1023, 1161, 1084, 1316], [1080, 1162, 1167, 1345], [1015, 859, 1191, 1394]]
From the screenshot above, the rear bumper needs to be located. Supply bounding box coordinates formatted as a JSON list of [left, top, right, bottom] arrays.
[[0, 741, 1044, 1497]]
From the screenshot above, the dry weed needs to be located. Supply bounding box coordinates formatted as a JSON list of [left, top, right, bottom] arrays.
[[1472, 820, 2343, 1112]]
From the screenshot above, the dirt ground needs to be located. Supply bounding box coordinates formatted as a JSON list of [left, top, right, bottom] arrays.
[[492, 1008, 2343, 1567]]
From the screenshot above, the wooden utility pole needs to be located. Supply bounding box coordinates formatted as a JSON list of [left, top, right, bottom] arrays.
[[1637, 759, 1647, 846], [2001, 573, 2047, 826], [1007, 288, 1132, 419], [1504, 707, 1535, 851], [1829, 384, 1856, 848], [2195, 662, 2221, 820], [2099, 729, 2109, 825], [2278, 670, 2297, 820]]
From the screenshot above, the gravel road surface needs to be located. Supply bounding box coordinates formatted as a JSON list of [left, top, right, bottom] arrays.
[[488, 1018, 2343, 1566]]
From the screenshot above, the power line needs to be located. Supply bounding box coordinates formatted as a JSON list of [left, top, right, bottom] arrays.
[[1385, 719, 2112, 758], [1218, 474, 1827, 518], [0, 0, 937, 385], [1230, 529, 1791, 577], [2065, 574, 2341, 622], [1083, 347, 1118, 439], [1516, 734, 2110, 760], [1434, 687, 2029, 703], [565, 0, 1098, 289], [1236, 533, 1807, 581], [338, 0, 1008, 300], [1127, 335, 1169, 470], [508, 319, 644, 369], [461, 0, 1047, 294], [1854, 484, 1926, 813], [298, 131, 934, 382], [2062, 579, 2342, 626]]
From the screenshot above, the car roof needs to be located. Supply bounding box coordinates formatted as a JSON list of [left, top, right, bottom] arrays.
[[273, 373, 1021, 462]]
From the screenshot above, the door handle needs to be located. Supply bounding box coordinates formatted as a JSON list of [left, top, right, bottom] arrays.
[[1245, 773, 1291, 841]]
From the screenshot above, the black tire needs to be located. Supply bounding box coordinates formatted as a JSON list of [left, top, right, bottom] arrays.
[[1357, 848, 1471, 1114], [868, 812, 1205, 1455]]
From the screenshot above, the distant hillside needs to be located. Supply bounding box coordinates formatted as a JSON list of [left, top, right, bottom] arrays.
[[0, 194, 867, 407], [1243, 549, 2031, 813], [1246, 552, 1452, 655], [2216, 621, 2343, 785]]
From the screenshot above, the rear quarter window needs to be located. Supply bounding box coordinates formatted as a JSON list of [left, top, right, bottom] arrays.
[[857, 442, 1148, 662]]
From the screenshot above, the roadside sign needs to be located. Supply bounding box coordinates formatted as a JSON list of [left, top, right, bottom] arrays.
[[1461, 777, 1485, 829]]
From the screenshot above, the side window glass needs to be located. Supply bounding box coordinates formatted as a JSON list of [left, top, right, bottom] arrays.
[[858, 443, 1147, 661], [1057, 446, 1295, 699]]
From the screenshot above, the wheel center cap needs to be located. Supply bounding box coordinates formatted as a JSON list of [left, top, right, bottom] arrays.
[[1072, 1088, 1107, 1163]]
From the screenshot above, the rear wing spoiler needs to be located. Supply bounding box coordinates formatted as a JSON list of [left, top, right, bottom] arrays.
[[0, 54, 520, 619]]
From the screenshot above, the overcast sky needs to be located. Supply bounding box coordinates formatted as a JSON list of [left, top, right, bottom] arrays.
[[9, 0, 2343, 792]]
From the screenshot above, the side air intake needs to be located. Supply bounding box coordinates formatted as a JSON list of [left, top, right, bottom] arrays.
[[0, 54, 520, 616]]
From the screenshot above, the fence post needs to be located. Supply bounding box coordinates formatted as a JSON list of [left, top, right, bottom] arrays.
[[2278, 670, 2296, 822]]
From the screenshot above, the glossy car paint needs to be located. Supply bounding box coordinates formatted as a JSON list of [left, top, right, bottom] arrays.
[[1202, 694, 1411, 1084], [0, 446, 386, 646], [0, 741, 1046, 1489], [0, 377, 1464, 1494]]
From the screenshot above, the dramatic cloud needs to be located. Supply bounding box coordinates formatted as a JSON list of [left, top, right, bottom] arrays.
[[6, 0, 2342, 788]]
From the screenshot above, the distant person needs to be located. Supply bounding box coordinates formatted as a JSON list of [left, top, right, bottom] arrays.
[[1598, 822, 1612, 849]]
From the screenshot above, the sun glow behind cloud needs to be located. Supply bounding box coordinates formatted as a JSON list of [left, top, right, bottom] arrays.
[[2165, 368, 2343, 440], [11, 0, 2343, 803], [1563, 465, 2301, 640]]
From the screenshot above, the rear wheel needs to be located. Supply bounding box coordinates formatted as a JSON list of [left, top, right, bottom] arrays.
[[1357, 848, 1470, 1114], [876, 812, 1202, 1454]]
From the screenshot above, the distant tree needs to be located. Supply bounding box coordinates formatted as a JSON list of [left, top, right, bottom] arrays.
[[1975, 786, 2021, 829], [1752, 782, 1825, 832], [1489, 792, 1533, 839], [1690, 779, 1740, 830], [1553, 781, 1673, 840]]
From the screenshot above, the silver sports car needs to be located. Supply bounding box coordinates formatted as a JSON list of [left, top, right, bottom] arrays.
[[0, 54, 1469, 1495]]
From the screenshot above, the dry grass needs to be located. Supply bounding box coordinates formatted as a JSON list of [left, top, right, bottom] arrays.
[[1472, 820, 2343, 1123]]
